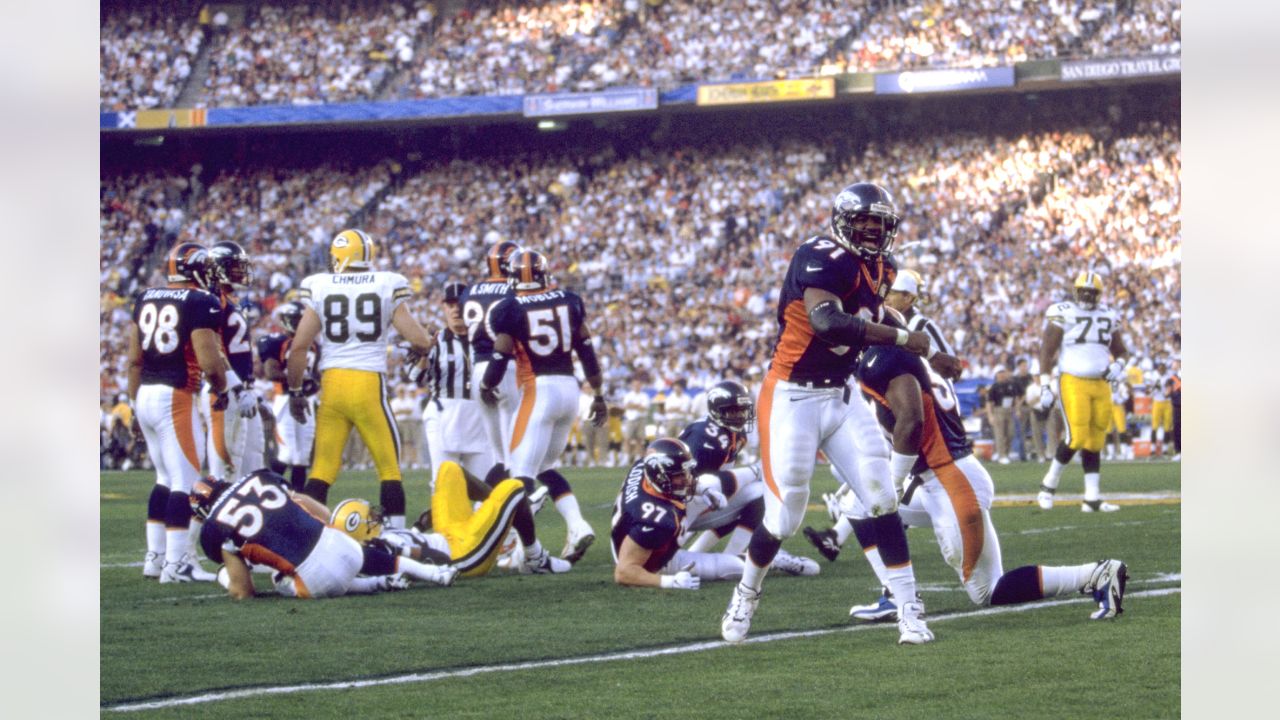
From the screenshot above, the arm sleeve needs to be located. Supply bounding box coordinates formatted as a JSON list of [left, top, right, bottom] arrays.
[[808, 300, 867, 347]]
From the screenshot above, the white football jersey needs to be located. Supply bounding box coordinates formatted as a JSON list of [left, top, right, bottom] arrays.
[[300, 271, 412, 373], [1045, 300, 1119, 379]]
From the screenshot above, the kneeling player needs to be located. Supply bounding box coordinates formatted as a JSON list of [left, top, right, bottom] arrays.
[[804, 343, 1127, 621], [331, 461, 526, 578], [192, 470, 457, 599]]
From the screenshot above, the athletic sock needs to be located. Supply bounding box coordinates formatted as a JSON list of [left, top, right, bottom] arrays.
[[687, 530, 719, 553], [723, 526, 753, 556], [1039, 562, 1097, 597], [868, 512, 915, 604], [1082, 472, 1102, 502], [834, 515, 855, 546], [289, 465, 307, 492], [740, 528, 781, 592], [1041, 460, 1066, 491], [163, 491, 191, 564], [303, 479, 330, 504], [554, 494, 588, 530]]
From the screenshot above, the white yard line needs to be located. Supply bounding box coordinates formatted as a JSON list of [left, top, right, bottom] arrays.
[[104, 587, 1181, 713]]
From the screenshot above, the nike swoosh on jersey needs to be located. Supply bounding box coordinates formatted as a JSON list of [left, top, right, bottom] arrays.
[[640, 527, 655, 532], [805, 264, 823, 272]]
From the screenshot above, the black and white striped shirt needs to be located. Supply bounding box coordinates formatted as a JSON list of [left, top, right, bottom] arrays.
[[906, 311, 955, 357], [424, 330, 472, 405]]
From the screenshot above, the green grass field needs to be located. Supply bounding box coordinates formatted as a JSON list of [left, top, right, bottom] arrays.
[[101, 460, 1180, 717]]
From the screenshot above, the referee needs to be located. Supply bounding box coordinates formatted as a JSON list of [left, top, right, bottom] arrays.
[[414, 282, 494, 486], [883, 269, 964, 382]]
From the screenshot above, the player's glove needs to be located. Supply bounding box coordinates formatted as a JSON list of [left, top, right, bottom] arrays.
[[588, 394, 608, 427], [479, 385, 500, 407], [660, 570, 700, 590], [1037, 384, 1056, 411], [211, 390, 229, 412], [695, 473, 728, 511], [1105, 361, 1125, 383], [230, 385, 258, 419], [300, 378, 320, 396], [288, 389, 311, 424]]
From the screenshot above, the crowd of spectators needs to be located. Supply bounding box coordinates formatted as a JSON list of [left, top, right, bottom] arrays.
[[100, 111, 1180, 421], [101, 0, 1181, 110]]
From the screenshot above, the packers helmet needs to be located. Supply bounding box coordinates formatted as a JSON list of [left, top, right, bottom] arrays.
[[330, 229, 376, 273], [330, 498, 383, 543], [1073, 271, 1103, 309]]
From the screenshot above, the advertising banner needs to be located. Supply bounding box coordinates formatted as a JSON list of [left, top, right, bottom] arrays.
[[696, 77, 835, 106]]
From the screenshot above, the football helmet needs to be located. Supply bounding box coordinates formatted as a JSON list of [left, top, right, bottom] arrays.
[[166, 242, 213, 288], [330, 498, 384, 543], [1074, 271, 1103, 309], [642, 438, 697, 502], [189, 477, 232, 521], [485, 241, 522, 280], [506, 249, 551, 291], [330, 229, 375, 273], [830, 182, 900, 258], [706, 380, 755, 433], [275, 300, 305, 336], [208, 240, 251, 291]]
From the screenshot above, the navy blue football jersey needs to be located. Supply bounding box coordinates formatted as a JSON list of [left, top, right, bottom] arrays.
[[768, 236, 896, 385], [218, 292, 254, 381], [486, 288, 588, 384], [678, 420, 748, 476], [256, 332, 319, 393], [132, 286, 223, 392], [858, 345, 972, 474], [200, 472, 325, 573], [460, 279, 513, 358], [610, 461, 685, 573]]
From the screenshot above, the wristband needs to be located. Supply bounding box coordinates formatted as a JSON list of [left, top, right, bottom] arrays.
[[288, 386, 306, 398], [894, 329, 909, 346], [660, 574, 676, 589]]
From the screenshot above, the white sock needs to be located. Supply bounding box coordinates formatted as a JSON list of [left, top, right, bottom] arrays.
[[740, 556, 771, 592], [834, 516, 855, 546], [524, 539, 545, 556], [862, 545, 891, 588], [889, 451, 918, 491], [1040, 563, 1096, 597], [188, 519, 204, 553], [884, 563, 917, 606], [1042, 459, 1066, 490], [555, 494, 587, 529], [723, 527, 753, 556], [1083, 472, 1101, 501], [164, 528, 189, 564], [687, 530, 719, 553], [146, 521, 166, 555], [347, 576, 385, 595], [385, 515, 405, 529]]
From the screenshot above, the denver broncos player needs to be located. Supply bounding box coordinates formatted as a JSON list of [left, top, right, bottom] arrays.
[[201, 240, 265, 481], [128, 243, 244, 583], [720, 181, 934, 646], [329, 461, 526, 578], [461, 241, 521, 479], [483, 249, 609, 570], [257, 301, 319, 491], [677, 380, 819, 577], [1036, 271, 1129, 512], [286, 229, 438, 529], [192, 470, 457, 599], [815, 340, 1128, 622]]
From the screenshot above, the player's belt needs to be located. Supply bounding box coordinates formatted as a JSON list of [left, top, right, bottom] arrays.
[[788, 378, 845, 390]]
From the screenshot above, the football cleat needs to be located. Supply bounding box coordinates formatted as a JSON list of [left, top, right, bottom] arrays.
[[520, 547, 572, 574], [381, 573, 411, 592], [181, 553, 218, 582], [159, 560, 199, 584], [803, 526, 842, 562], [1081, 499, 1120, 513], [142, 551, 164, 579], [561, 524, 595, 564], [850, 587, 899, 622], [1085, 559, 1128, 619], [721, 582, 762, 643], [1036, 485, 1056, 510], [528, 485, 550, 516], [772, 549, 820, 576], [896, 600, 935, 645], [424, 564, 459, 587]]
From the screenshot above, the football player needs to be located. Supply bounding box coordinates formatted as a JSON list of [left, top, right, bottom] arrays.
[[720, 181, 935, 646], [804, 338, 1128, 622], [201, 240, 266, 481], [482, 249, 609, 569], [286, 229, 439, 529], [1148, 361, 1173, 458], [612, 439, 755, 589], [330, 461, 526, 578], [460, 241, 521, 480], [1106, 377, 1132, 461], [1036, 271, 1130, 512], [257, 301, 319, 491], [406, 282, 493, 482], [128, 243, 251, 582], [191, 470, 457, 599], [677, 380, 819, 577], [881, 268, 963, 380]]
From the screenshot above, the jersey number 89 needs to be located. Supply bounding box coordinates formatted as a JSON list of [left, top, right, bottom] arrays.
[[323, 293, 382, 343]]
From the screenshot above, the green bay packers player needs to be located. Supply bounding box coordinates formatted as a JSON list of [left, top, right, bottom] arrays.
[[1036, 271, 1129, 512], [330, 461, 526, 578], [286, 229, 438, 529]]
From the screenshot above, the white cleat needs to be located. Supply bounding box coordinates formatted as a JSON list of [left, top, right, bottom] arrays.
[[159, 560, 199, 584], [424, 564, 459, 587], [381, 573, 411, 592], [561, 523, 595, 564], [142, 551, 164, 580], [1036, 486, 1056, 510], [1084, 559, 1128, 619], [772, 549, 820, 576], [721, 583, 762, 643], [897, 600, 935, 645], [520, 547, 572, 574], [183, 553, 218, 582], [1081, 499, 1120, 513]]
